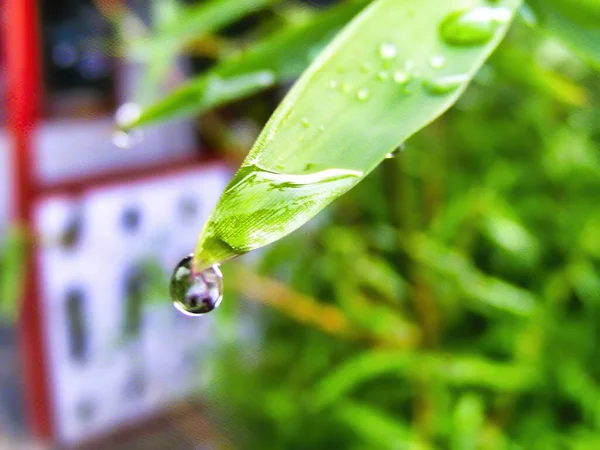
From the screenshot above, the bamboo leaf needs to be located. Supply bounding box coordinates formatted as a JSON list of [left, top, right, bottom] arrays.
[[121, 0, 369, 129], [193, 0, 521, 270], [527, 0, 600, 69]]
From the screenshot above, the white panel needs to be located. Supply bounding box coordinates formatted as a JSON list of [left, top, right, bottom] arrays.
[[34, 164, 232, 445], [34, 117, 196, 185]]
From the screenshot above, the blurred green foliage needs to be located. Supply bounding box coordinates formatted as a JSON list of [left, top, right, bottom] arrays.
[[138, 2, 600, 448]]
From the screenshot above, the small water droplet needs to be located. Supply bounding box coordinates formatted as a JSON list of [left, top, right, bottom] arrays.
[[329, 80, 338, 89], [379, 41, 398, 60], [115, 103, 141, 127], [112, 130, 141, 149], [440, 7, 512, 47], [422, 74, 468, 95], [376, 71, 389, 81], [356, 88, 371, 101], [385, 143, 405, 159], [301, 118, 310, 128], [360, 62, 373, 73], [393, 71, 410, 85], [428, 55, 446, 69], [170, 255, 223, 316]]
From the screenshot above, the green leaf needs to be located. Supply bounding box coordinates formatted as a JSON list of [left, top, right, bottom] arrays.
[[0, 228, 26, 323], [527, 0, 600, 69], [193, 0, 521, 270], [122, 0, 370, 129]]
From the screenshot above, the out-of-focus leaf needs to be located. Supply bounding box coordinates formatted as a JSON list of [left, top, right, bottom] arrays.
[[334, 400, 415, 449], [407, 233, 537, 316], [527, 0, 600, 69], [134, 0, 278, 56], [122, 0, 369, 129], [451, 394, 485, 450], [491, 47, 588, 105], [0, 228, 26, 322], [192, 0, 522, 270], [312, 350, 537, 411]]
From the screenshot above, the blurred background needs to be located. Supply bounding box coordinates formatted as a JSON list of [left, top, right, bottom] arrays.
[[0, 0, 599, 448]]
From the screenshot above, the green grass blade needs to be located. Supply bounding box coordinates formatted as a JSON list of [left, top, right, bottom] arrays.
[[121, 0, 370, 130], [527, 0, 600, 69], [193, 0, 521, 270]]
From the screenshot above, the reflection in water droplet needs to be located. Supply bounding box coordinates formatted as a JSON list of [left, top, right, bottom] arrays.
[[429, 55, 446, 69], [422, 74, 468, 95], [440, 7, 512, 47], [356, 88, 371, 101], [376, 71, 389, 81], [379, 41, 398, 60], [170, 255, 223, 316], [385, 143, 406, 159]]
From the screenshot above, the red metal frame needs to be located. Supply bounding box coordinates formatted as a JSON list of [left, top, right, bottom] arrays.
[[3, 0, 54, 439]]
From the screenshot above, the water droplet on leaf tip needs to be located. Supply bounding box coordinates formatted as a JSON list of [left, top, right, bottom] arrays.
[[115, 102, 141, 127], [428, 55, 446, 69], [356, 88, 371, 101], [170, 254, 223, 317], [439, 7, 511, 47], [379, 41, 398, 60]]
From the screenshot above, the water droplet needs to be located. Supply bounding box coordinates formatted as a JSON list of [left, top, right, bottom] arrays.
[[360, 62, 373, 73], [329, 80, 338, 89], [422, 74, 468, 95], [170, 255, 223, 316], [379, 41, 398, 60], [385, 143, 406, 159], [301, 118, 310, 128], [356, 88, 371, 101], [428, 55, 446, 69], [440, 7, 512, 47], [112, 130, 141, 149], [376, 71, 389, 81], [115, 103, 141, 127], [393, 71, 411, 85]]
